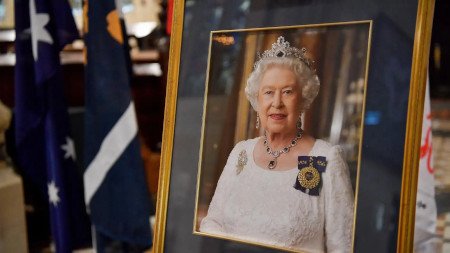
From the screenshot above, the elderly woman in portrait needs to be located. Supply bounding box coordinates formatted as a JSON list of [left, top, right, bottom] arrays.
[[199, 36, 354, 253]]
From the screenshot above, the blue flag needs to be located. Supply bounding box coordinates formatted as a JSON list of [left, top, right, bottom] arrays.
[[83, 0, 153, 251], [14, 0, 91, 252]]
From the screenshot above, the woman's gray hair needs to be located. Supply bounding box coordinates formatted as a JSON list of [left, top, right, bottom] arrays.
[[245, 57, 320, 112]]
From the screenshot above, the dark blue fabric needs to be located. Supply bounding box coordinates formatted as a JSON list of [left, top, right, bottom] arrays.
[[294, 156, 327, 196], [84, 0, 152, 250], [14, 0, 91, 252]]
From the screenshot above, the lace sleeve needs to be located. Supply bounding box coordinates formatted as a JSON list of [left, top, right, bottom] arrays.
[[323, 146, 355, 253], [199, 141, 243, 234]]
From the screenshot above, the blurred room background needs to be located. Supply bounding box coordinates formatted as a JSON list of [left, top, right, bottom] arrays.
[[0, 0, 169, 252]]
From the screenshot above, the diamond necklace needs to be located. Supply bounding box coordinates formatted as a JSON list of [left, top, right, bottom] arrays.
[[263, 130, 303, 170]]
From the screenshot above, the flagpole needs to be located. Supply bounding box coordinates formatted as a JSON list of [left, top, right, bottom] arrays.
[[91, 225, 97, 253]]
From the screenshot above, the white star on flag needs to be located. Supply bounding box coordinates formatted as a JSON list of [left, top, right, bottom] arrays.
[[61, 137, 77, 160], [29, 0, 53, 61], [48, 181, 60, 206]]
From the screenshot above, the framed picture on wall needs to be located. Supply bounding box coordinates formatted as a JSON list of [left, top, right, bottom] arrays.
[[0, 0, 14, 28], [193, 22, 371, 253], [153, 1, 434, 253]]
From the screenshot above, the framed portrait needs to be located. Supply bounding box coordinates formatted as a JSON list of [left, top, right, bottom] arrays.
[[154, 1, 435, 253], [193, 22, 371, 249], [0, 0, 14, 29]]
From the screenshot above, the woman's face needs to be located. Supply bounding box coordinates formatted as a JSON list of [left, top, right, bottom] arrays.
[[257, 65, 301, 135]]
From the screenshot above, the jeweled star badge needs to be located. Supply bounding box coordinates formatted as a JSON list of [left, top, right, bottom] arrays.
[[236, 150, 248, 175], [294, 156, 327, 196]]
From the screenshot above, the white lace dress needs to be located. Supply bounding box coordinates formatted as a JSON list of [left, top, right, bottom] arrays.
[[199, 137, 354, 253]]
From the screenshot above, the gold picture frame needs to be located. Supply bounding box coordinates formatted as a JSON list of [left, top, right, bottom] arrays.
[[154, 1, 435, 252], [192, 22, 372, 253]]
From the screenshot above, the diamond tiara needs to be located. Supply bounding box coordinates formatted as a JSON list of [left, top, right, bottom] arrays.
[[254, 36, 315, 71]]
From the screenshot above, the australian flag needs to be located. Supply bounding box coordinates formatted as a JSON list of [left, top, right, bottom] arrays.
[[14, 0, 91, 252], [84, 0, 153, 251]]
